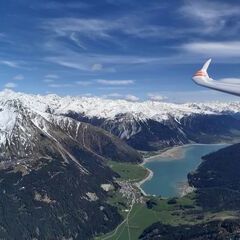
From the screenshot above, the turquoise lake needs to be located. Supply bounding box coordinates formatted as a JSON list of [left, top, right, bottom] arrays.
[[141, 144, 228, 198]]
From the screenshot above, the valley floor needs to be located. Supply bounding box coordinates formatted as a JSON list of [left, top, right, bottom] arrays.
[[95, 143, 240, 240]]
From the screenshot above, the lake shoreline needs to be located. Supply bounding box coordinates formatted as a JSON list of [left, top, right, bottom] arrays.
[[137, 143, 229, 197], [144, 143, 229, 163], [134, 166, 153, 196]]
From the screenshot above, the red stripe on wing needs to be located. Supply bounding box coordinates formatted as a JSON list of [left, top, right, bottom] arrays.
[[194, 70, 206, 77]]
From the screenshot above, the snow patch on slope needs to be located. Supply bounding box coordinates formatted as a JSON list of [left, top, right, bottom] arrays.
[[0, 101, 18, 145]]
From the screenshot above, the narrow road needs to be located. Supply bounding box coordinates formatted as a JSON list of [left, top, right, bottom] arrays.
[[102, 186, 136, 240]]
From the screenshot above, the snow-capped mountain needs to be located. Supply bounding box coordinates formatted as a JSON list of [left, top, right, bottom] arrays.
[[0, 97, 140, 161], [0, 89, 240, 238], [1, 89, 240, 121], [0, 90, 144, 239], [1, 89, 240, 151]]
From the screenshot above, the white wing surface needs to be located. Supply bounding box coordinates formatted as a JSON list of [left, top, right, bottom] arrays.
[[192, 59, 240, 97]]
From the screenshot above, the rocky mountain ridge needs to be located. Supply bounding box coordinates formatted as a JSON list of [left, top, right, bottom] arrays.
[[2, 90, 240, 151], [0, 90, 142, 239], [2, 89, 240, 121]]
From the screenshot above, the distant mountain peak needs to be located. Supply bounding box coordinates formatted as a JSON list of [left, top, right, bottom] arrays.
[[1, 90, 240, 152], [0, 90, 240, 122]]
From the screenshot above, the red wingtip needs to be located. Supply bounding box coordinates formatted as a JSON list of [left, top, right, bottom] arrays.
[[194, 70, 206, 77]]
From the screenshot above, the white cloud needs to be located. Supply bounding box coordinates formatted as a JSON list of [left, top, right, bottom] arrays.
[[156, 90, 240, 103], [13, 74, 24, 81], [48, 83, 73, 88], [102, 93, 139, 101], [102, 93, 122, 98], [182, 41, 240, 57], [98, 86, 128, 91], [42, 1, 240, 48], [45, 43, 160, 72], [70, 32, 87, 50], [45, 74, 59, 79], [147, 93, 167, 102], [41, 2, 240, 73], [81, 93, 93, 97], [47, 56, 114, 72], [179, 1, 240, 34], [76, 81, 92, 86], [97, 79, 134, 85], [0, 60, 19, 68], [91, 63, 103, 71], [43, 16, 175, 42], [43, 18, 113, 39], [0, 33, 6, 38], [4, 82, 17, 89], [47, 58, 91, 71], [125, 94, 139, 102], [43, 79, 55, 83], [37, 2, 89, 10]]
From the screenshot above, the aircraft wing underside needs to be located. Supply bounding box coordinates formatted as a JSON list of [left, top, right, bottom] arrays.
[[192, 59, 240, 97]]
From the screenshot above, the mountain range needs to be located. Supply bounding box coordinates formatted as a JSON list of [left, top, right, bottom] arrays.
[[1, 90, 240, 239], [0, 90, 142, 239], [2, 90, 240, 152]]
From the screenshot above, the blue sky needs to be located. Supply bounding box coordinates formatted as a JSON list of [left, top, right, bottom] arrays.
[[0, 0, 240, 102]]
